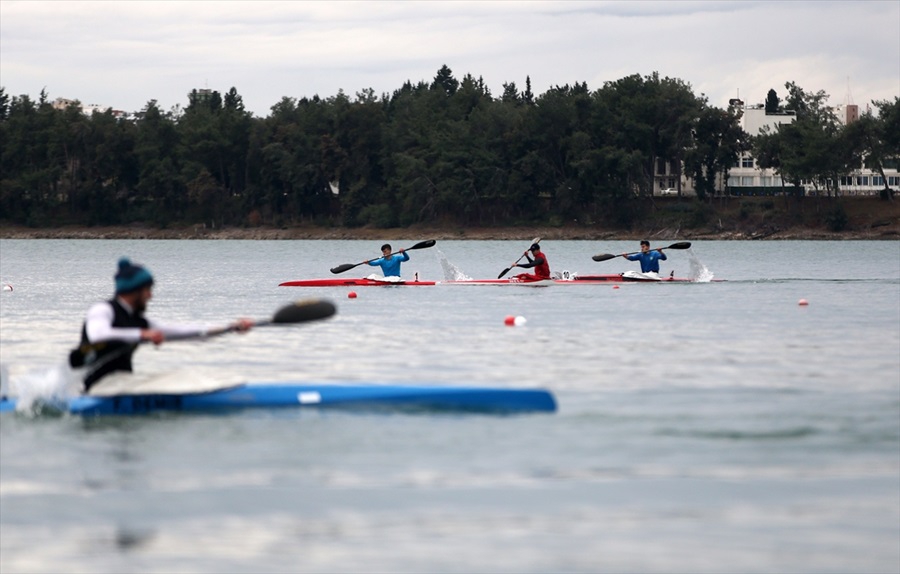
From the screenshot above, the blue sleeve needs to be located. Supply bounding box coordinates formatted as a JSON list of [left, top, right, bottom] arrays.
[[400, 252, 410, 262], [367, 257, 383, 267], [657, 251, 667, 261], [625, 254, 639, 261]]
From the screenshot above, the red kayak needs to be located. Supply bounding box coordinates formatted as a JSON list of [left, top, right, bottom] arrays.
[[280, 272, 709, 287], [572, 272, 700, 283], [281, 277, 439, 287], [280, 277, 555, 287]]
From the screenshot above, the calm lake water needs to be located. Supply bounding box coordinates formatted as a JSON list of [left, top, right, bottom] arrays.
[[1, 239, 899, 573]]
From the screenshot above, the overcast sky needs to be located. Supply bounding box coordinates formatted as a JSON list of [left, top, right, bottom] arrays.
[[2, 1, 898, 117]]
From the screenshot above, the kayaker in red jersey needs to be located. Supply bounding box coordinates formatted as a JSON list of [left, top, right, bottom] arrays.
[[70, 258, 254, 391], [515, 243, 551, 281]]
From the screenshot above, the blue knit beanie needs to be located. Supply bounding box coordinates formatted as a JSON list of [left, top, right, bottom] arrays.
[[115, 257, 154, 294]]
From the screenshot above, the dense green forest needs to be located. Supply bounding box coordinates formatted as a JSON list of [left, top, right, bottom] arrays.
[[1, 67, 897, 230]]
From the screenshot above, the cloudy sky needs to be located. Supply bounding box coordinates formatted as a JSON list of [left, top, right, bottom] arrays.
[[2, 1, 897, 117]]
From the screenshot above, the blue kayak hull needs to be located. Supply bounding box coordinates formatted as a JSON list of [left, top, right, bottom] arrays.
[[0, 383, 557, 415]]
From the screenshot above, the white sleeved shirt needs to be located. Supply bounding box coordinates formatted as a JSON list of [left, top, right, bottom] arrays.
[[84, 300, 206, 343]]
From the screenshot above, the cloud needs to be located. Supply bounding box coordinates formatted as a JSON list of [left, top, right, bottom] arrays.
[[1, 1, 896, 116]]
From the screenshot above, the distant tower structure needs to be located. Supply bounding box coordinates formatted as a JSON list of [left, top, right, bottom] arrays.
[[838, 77, 859, 125], [195, 88, 213, 103]]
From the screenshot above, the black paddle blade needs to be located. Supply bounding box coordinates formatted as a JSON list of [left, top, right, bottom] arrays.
[[591, 253, 617, 262], [330, 263, 358, 274], [498, 267, 512, 279], [668, 241, 692, 250], [408, 239, 436, 250], [272, 299, 337, 324]]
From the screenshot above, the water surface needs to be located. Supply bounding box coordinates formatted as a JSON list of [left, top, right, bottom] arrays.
[[1, 239, 898, 573]]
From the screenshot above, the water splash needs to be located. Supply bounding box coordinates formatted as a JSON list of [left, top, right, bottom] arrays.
[[6, 364, 82, 414], [687, 250, 715, 282], [435, 249, 472, 281]]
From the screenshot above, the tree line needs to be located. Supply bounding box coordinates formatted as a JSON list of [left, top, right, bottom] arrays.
[[1, 66, 896, 230]]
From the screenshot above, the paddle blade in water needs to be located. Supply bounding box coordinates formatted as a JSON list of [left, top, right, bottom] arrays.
[[668, 241, 692, 250], [497, 267, 512, 279], [272, 299, 337, 324], [592, 253, 617, 262]]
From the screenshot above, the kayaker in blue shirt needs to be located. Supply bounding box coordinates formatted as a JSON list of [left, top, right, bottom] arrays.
[[366, 244, 409, 277], [623, 240, 667, 273]]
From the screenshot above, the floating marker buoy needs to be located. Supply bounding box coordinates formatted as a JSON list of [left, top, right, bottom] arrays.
[[1, 283, 11, 292], [348, 291, 357, 299], [798, 299, 808, 306], [613, 285, 619, 289], [505, 315, 526, 326]]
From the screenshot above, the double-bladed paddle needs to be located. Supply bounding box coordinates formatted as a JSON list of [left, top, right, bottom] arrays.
[[498, 237, 541, 279], [330, 240, 437, 274], [71, 299, 338, 371], [591, 241, 692, 262], [165, 299, 337, 342]]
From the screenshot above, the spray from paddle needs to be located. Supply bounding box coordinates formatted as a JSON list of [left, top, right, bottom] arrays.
[[687, 250, 715, 282], [4, 364, 82, 415], [436, 248, 473, 281]]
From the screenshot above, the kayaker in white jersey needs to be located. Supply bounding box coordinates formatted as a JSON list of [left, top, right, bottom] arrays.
[[365, 243, 409, 278], [70, 257, 254, 391]]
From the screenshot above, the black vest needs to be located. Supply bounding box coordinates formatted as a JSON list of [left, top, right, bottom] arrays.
[[71, 299, 149, 390]]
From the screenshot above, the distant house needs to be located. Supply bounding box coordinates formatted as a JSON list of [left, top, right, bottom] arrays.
[[51, 97, 78, 110], [50, 97, 130, 120], [726, 102, 897, 197]]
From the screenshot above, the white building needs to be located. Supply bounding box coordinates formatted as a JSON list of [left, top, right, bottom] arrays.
[[726, 101, 898, 196], [51, 97, 128, 119]]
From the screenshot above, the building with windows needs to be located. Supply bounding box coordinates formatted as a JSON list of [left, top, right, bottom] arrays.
[[725, 100, 897, 196], [51, 97, 128, 119], [652, 158, 682, 196]]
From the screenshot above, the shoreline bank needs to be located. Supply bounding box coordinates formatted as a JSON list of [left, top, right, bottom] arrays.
[[1, 223, 898, 241], [3, 197, 898, 241]]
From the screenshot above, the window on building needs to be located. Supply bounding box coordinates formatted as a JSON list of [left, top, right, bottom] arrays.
[[856, 176, 869, 186], [760, 176, 772, 187], [889, 176, 900, 186], [840, 176, 852, 187], [668, 179, 676, 188], [873, 176, 884, 186], [728, 176, 740, 186], [741, 156, 754, 168], [741, 176, 754, 186]]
